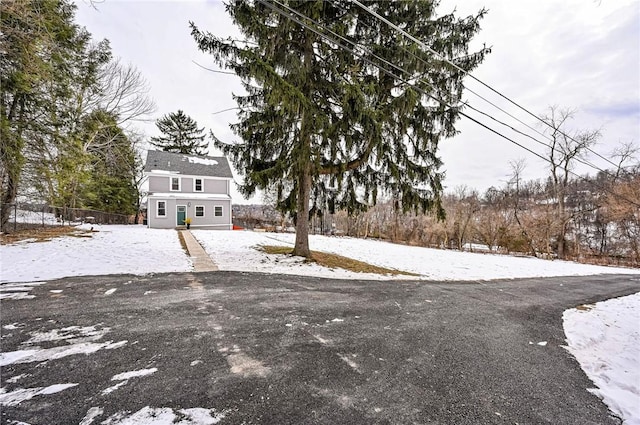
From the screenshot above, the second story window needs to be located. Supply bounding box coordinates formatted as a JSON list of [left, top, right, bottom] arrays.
[[194, 178, 203, 192], [171, 177, 180, 191]]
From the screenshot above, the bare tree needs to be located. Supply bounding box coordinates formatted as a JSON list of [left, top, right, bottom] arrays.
[[541, 106, 600, 259], [505, 159, 538, 255], [599, 142, 640, 263], [97, 59, 156, 126], [76, 59, 156, 158], [128, 131, 148, 224], [473, 187, 512, 252], [443, 186, 479, 250], [34, 57, 156, 211], [610, 141, 638, 180]]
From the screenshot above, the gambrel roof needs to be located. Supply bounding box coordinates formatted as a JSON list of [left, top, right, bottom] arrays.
[[145, 150, 233, 178]]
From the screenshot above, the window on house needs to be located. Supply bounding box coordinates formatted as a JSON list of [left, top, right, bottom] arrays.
[[171, 177, 180, 191], [194, 178, 203, 192], [157, 201, 166, 217], [214, 206, 223, 217], [195, 206, 204, 217]]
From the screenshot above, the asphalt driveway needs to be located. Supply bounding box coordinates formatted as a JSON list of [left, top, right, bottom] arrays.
[[1, 272, 638, 424]]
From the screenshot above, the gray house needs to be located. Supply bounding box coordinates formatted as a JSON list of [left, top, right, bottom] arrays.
[[144, 150, 233, 230]]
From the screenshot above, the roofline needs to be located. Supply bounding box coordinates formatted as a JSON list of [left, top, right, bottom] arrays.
[[146, 149, 227, 161], [145, 171, 233, 180], [148, 193, 232, 200]]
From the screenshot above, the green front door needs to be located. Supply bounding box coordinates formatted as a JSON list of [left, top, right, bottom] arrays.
[[177, 206, 186, 225]]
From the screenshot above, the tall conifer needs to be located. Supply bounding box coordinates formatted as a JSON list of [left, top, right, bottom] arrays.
[[150, 110, 208, 156], [191, 0, 488, 257]]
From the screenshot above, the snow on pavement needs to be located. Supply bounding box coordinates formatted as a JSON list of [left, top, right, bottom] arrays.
[[101, 368, 159, 395], [192, 230, 640, 281], [0, 383, 78, 407], [564, 292, 640, 425], [100, 406, 226, 424], [0, 282, 47, 300], [111, 368, 158, 381], [0, 225, 192, 283], [0, 324, 127, 367]]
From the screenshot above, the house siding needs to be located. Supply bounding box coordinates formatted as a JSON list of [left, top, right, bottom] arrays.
[[188, 200, 231, 228], [181, 177, 194, 193], [148, 198, 176, 229], [149, 175, 169, 192], [144, 152, 233, 230], [148, 175, 229, 196], [147, 197, 232, 230], [205, 179, 228, 194]]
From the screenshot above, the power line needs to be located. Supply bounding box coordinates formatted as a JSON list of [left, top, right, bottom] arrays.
[[250, 0, 640, 207], [212, 107, 240, 116], [349, 0, 622, 170], [463, 102, 609, 176], [192, 60, 237, 75], [326, 1, 614, 179], [270, 0, 612, 178]]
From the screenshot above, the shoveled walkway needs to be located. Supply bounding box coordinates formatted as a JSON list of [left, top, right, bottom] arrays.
[[180, 229, 218, 272]]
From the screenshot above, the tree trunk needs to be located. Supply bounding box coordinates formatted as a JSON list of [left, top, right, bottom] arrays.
[[557, 197, 567, 260], [557, 232, 565, 260], [0, 180, 17, 233], [293, 167, 312, 258], [134, 193, 141, 224], [1, 97, 26, 233], [291, 31, 314, 259]]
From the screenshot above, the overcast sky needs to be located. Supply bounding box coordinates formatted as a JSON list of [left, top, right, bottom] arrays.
[[75, 0, 639, 203]]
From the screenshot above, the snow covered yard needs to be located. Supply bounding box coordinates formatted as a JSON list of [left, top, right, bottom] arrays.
[[2, 225, 637, 284], [564, 293, 640, 425], [0, 224, 191, 283], [191, 230, 640, 281]]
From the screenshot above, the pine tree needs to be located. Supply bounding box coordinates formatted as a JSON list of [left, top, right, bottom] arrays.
[[150, 110, 208, 155], [1, 0, 80, 231], [191, 0, 488, 257], [80, 110, 138, 215], [33, 34, 113, 212]]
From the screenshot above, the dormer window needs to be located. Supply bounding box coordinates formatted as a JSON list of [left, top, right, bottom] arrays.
[[171, 177, 180, 191], [194, 178, 203, 192]]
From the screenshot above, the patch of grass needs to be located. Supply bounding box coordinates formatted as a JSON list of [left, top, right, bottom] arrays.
[[257, 245, 418, 276], [0, 225, 94, 245], [177, 230, 190, 256], [260, 246, 294, 255]]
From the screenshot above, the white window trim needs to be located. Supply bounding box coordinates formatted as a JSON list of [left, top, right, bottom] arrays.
[[195, 205, 205, 217], [193, 178, 204, 192], [170, 177, 181, 191], [156, 200, 167, 218], [214, 206, 223, 217]]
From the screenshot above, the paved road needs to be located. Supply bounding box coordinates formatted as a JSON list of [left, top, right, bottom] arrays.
[[1, 272, 638, 425]]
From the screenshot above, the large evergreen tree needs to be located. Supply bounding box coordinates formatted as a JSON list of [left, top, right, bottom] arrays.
[[2, 1, 153, 229], [191, 0, 488, 257], [1, 0, 80, 231], [33, 35, 113, 212], [150, 110, 208, 155], [79, 110, 138, 214]]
